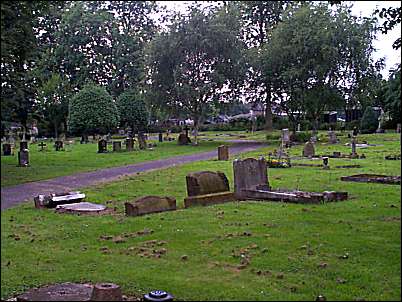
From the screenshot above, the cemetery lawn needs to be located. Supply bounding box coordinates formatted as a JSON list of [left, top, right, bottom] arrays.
[[1, 133, 400, 300], [0, 139, 229, 187]]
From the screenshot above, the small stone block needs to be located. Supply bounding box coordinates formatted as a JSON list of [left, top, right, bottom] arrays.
[[90, 283, 122, 301], [125, 196, 176, 216]]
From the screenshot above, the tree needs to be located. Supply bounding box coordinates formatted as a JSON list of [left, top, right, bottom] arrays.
[[360, 106, 378, 133], [116, 90, 149, 134], [374, 6, 401, 49], [67, 84, 120, 136], [384, 65, 401, 124], [260, 3, 379, 132], [146, 4, 246, 144]]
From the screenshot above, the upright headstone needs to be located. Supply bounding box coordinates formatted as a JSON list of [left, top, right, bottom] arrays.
[[322, 157, 330, 169], [233, 157, 270, 198], [125, 137, 134, 151], [397, 123, 401, 134], [158, 132, 163, 143], [54, 140, 63, 151], [138, 132, 146, 150], [98, 139, 107, 153], [18, 149, 29, 166], [218, 145, 229, 160], [178, 133, 191, 145], [352, 127, 358, 136], [302, 141, 315, 158], [113, 141, 122, 152], [80, 134, 89, 144], [297, 123, 301, 132], [20, 141, 28, 150], [281, 129, 290, 147], [2, 143, 11, 156], [328, 130, 338, 144], [351, 136, 358, 158]]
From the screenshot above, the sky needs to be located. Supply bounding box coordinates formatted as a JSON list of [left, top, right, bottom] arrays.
[[156, 1, 401, 79]]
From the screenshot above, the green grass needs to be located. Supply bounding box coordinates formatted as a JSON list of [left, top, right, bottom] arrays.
[[1, 133, 401, 300], [1, 139, 228, 187]]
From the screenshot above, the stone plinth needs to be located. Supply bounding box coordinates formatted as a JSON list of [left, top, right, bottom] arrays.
[[125, 196, 176, 217], [90, 283, 122, 301], [112, 141, 122, 152], [184, 191, 237, 208], [218, 145, 229, 160]]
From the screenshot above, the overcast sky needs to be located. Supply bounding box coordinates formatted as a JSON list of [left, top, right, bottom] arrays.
[[156, 1, 401, 79]]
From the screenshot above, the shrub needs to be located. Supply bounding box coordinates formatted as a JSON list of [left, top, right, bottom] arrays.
[[290, 131, 311, 142], [68, 84, 120, 135], [360, 107, 378, 133]]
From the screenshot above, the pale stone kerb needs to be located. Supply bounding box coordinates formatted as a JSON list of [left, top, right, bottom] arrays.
[[233, 157, 270, 198]]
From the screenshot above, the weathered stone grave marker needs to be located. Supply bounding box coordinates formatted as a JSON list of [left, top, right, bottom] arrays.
[[218, 145, 229, 160], [138, 132, 147, 150], [2, 143, 11, 156], [34, 191, 86, 208], [98, 139, 107, 153], [184, 171, 236, 208], [351, 136, 358, 158], [328, 130, 338, 144], [159, 132, 163, 142], [341, 174, 400, 185], [125, 137, 134, 151], [55, 202, 108, 214], [125, 196, 176, 217], [54, 140, 63, 151], [20, 140, 28, 150], [18, 149, 29, 167], [112, 141, 121, 152], [302, 141, 315, 158], [38, 141, 47, 152], [281, 128, 290, 147]]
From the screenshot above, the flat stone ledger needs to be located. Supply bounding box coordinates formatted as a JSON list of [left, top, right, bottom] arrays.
[[18, 149, 29, 167], [178, 133, 191, 145], [55, 202, 108, 214], [54, 140, 63, 151], [125, 138, 134, 151], [3, 143, 12, 156], [233, 157, 270, 198], [218, 145, 229, 160], [98, 139, 107, 153], [112, 141, 122, 152], [20, 141, 28, 150], [15, 282, 93, 301], [302, 141, 315, 157], [341, 174, 401, 185], [34, 192, 86, 208], [125, 196, 176, 216], [184, 171, 236, 208]]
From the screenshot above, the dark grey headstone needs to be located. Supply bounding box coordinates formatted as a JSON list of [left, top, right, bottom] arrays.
[[3, 143, 11, 156], [18, 149, 29, 167]]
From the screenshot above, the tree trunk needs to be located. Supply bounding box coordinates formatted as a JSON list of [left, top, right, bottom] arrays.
[[54, 121, 58, 139], [265, 84, 273, 131], [193, 117, 199, 146]]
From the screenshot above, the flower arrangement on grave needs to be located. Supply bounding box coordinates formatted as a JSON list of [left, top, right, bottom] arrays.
[[267, 153, 291, 168]]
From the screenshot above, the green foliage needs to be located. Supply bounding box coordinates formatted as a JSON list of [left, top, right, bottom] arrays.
[[360, 107, 378, 133], [117, 90, 149, 133], [374, 6, 401, 49], [290, 131, 311, 143], [384, 66, 401, 123], [68, 84, 120, 135]]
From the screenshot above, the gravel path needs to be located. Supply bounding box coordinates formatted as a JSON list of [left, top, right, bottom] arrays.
[[1, 140, 265, 210]]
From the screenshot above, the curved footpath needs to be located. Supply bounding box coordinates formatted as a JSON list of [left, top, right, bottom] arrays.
[[1, 140, 265, 210]]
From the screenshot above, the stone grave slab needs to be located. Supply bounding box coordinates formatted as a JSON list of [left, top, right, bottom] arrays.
[[15, 282, 93, 301], [34, 192, 85, 208], [302, 141, 315, 157], [55, 202, 108, 214], [184, 171, 236, 208], [218, 145, 229, 160], [340, 174, 401, 185], [18, 149, 29, 167], [125, 196, 176, 217]]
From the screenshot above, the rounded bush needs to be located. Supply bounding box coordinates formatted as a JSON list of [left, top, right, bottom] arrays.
[[116, 90, 148, 133]]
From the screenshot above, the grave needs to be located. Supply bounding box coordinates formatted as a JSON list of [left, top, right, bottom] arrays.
[[125, 196, 176, 217], [350, 136, 358, 158], [233, 157, 348, 204], [38, 141, 47, 152], [125, 137, 134, 151], [112, 141, 122, 152], [2, 143, 11, 156], [178, 133, 191, 145], [184, 171, 236, 208], [55, 202, 108, 214], [138, 133, 147, 150], [302, 141, 315, 157], [322, 157, 330, 169], [18, 149, 29, 167], [14, 282, 123, 302], [98, 139, 107, 153], [341, 174, 401, 185], [218, 145, 229, 160], [34, 191, 86, 208], [397, 123, 401, 133], [281, 128, 290, 147], [20, 141, 28, 150], [328, 130, 338, 144], [54, 140, 63, 151]]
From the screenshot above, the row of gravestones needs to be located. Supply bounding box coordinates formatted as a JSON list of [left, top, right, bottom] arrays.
[[302, 135, 361, 159]]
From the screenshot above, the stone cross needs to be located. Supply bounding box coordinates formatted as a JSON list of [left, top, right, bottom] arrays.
[[38, 141, 47, 152]]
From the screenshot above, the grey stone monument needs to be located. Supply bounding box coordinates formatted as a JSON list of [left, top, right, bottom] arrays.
[[18, 149, 29, 166], [112, 141, 122, 152]]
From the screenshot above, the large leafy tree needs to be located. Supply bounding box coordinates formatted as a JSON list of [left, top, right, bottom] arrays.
[[67, 84, 120, 136], [146, 3, 246, 144], [116, 90, 149, 134], [261, 3, 379, 132], [383, 66, 401, 124]]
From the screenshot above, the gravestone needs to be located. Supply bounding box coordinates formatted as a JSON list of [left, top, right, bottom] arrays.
[[233, 157, 270, 198], [55, 202, 108, 214], [125, 196, 176, 217], [20, 141, 28, 150], [281, 129, 290, 147], [158, 132, 163, 142], [34, 192, 86, 208], [178, 133, 191, 145], [2, 143, 11, 156], [352, 127, 358, 136], [98, 139, 107, 153], [328, 130, 338, 144], [112, 141, 122, 152], [125, 137, 134, 151], [397, 123, 401, 133], [218, 145, 229, 160], [322, 157, 330, 169], [302, 141, 315, 157], [38, 141, 47, 152], [184, 171, 236, 208], [18, 149, 29, 167], [138, 133, 147, 150], [80, 134, 89, 144], [54, 140, 63, 151], [351, 136, 358, 158]]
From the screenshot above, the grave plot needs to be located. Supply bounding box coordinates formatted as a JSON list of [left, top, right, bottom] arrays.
[[340, 174, 401, 185], [55, 202, 111, 215], [233, 157, 348, 204], [34, 191, 86, 208]]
